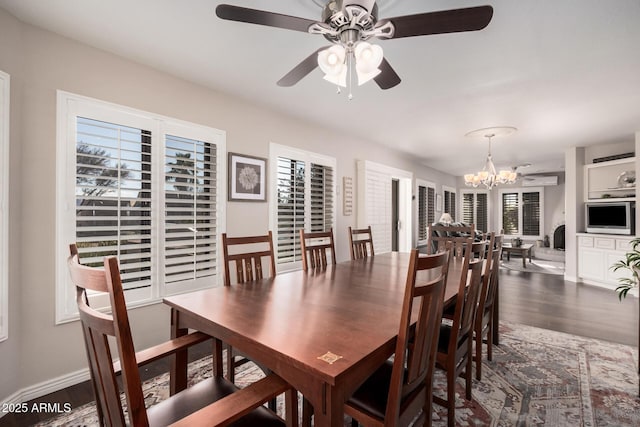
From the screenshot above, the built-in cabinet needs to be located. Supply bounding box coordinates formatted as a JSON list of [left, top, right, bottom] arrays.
[[578, 156, 636, 289], [577, 234, 633, 289]]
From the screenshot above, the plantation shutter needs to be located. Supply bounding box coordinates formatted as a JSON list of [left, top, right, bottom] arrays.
[[444, 189, 456, 221], [364, 169, 393, 253], [75, 117, 152, 290], [462, 193, 474, 224], [276, 157, 305, 264], [522, 191, 540, 236], [164, 135, 217, 284], [502, 192, 519, 235], [310, 163, 334, 233], [418, 186, 427, 241], [427, 187, 435, 226], [476, 193, 488, 233]]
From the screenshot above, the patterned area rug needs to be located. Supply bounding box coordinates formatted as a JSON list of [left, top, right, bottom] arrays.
[[36, 322, 639, 426]]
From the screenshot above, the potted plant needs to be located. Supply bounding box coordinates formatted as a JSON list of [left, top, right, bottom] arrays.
[[611, 236, 640, 299]]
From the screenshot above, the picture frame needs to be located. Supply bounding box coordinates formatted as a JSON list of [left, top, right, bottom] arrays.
[[228, 152, 267, 202]]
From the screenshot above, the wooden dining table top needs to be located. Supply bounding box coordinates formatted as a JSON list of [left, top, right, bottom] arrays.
[[164, 251, 469, 426]]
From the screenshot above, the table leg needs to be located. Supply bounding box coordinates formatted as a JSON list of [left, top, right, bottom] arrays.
[[309, 384, 344, 427], [522, 250, 526, 268], [170, 308, 188, 395]]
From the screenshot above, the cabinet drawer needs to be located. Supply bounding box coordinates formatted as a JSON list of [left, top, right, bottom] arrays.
[[616, 238, 634, 251], [594, 237, 615, 249], [578, 236, 594, 247]]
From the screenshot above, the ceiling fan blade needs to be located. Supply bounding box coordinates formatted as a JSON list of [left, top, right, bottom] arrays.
[[384, 5, 494, 39], [216, 4, 317, 33], [277, 48, 325, 87], [374, 58, 401, 90]]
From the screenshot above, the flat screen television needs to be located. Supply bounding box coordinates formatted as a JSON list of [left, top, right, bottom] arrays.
[[585, 201, 635, 235]]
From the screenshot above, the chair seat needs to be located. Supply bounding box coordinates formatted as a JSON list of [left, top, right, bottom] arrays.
[[147, 376, 285, 427], [346, 360, 395, 420]]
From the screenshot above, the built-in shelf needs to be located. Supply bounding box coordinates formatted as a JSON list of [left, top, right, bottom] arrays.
[[584, 157, 636, 201]]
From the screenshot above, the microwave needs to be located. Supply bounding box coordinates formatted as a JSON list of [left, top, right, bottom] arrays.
[[585, 201, 635, 235]]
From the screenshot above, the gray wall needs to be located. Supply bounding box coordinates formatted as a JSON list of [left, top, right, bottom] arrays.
[[0, 8, 457, 402]]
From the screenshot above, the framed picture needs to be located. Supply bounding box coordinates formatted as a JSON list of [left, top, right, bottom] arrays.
[[228, 152, 267, 202]]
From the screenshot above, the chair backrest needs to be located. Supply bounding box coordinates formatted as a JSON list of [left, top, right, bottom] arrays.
[[348, 226, 375, 260], [428, 223, 475, 259], [478, 233, 502, 323], [447, 238, 484, 355], [386, 248, 449, 424], [222, 231, 276, 286], [468, 240, 486, 260], [299, 228, 336, 270], [67, 245, 149, 426]]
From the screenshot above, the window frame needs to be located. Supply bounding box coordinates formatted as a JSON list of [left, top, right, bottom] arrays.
[[55, 91, 226, 324], [0, 70, 9, 342], [269, 143, 336, 273], [498, 187, 544, 239], [460, 189, 490, 232]]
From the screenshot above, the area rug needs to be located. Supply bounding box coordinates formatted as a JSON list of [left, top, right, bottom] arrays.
[[500, 257, 566, 275], [36, 322, 639, 426]]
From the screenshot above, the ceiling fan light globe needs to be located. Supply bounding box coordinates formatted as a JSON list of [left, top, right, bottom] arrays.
[[323, 68, 347, 87], [318, 45, 346, 76], [355, 42, 384, 73]]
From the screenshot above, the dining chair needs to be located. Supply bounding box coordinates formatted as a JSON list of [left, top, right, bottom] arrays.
[[67, 244, 295, 427], [468, 240, 487, 260], [427, 223, 475, 259], [474, 232, 503, 380], [348, 225, 375, 260], [221, 231, 280, 410], [433, 238, 484, 427], [299, 228, 336, 270], [343, 248, 449, 427]]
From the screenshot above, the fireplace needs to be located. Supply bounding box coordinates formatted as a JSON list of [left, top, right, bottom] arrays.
[[553, 225, 565, 250]]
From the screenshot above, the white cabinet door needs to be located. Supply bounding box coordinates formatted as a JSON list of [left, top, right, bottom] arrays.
[[605, 251, 632, 289], [578, 248, 606, 281]]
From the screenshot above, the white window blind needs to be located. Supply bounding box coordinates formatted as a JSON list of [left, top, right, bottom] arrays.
[[461, 190, 488, 232], [500, 188, 543, 238], [0, 70, 9, 342], [75, 118, 153, 291], [417, 181, 436, 244], [270, 144, 336, 271], [443, 188, 457, 221], [164, 134, 217, 285], [57, 92, 225, 323]]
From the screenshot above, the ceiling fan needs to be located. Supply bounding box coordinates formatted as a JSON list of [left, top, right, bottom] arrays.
[[215, 1, 494, 92]]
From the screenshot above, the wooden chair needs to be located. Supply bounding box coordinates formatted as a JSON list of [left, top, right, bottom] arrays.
[[348, 226, 375, 260], [468, 240, 487, 260], [299, 228, 336, 270], [433, 238, 484, 427], [427, 223, 475, 259], [342, 249, 449, 427], [474, 233, 503, 380], [221, 231, 279, 410], [67, 244, 295, 427]]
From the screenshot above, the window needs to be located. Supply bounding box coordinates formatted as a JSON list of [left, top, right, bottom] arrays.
[[56, 91, 225, 323], [270, 143, 335, 271], [499, 188, 543, 238], [443, 186, 457, 221], [417, 180, 436, 244], [0, 71, 9, 341], [461, 190, 489, 232]]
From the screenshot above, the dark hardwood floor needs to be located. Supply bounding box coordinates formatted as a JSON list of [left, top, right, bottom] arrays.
[[1, 267, 638, 426]]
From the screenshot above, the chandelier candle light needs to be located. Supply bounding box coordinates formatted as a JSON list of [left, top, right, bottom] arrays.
[[464, 126, 518, 189]]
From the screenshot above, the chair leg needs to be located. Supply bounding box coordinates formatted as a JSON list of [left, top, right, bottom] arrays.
[[475, 330, 482, 381], [487, 321, 494, 361], [224, 343, 235, 383], [447, 368, 456, 427], [465, 344, 473, 400], [284, 389, 298, 427], [424, 382, 433, 427]]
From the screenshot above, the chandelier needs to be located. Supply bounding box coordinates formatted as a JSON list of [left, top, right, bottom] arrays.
[[317, 41, 384, 100], [464, 127, 518, 189]]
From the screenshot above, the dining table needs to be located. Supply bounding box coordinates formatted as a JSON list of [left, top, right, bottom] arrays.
[[164, 251, 499, 427]]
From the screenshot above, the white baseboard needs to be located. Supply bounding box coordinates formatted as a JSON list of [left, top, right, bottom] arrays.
[[0, 367, 91, 417]]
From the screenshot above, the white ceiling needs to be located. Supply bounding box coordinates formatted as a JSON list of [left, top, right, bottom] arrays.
[[2, 0, 640, 176]]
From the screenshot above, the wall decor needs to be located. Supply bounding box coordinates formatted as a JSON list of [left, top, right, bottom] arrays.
[[343, 176, 353, 216], [436, 193, 442, 212], [228, 152, 266, 202]]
